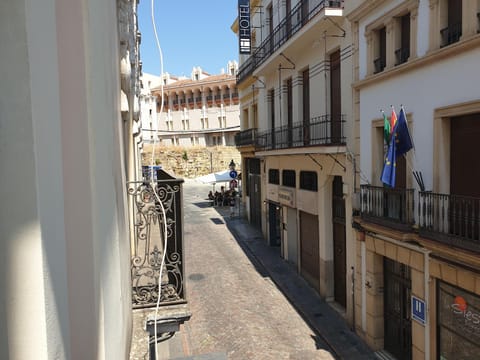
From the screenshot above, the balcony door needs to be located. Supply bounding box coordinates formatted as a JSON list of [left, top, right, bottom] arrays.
[[450, 113, 480, 239], [330, 49, 341, 144]]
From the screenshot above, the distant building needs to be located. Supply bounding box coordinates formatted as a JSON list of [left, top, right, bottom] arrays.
[[139, 73, 162, 144], [150, 61, 240, 147]]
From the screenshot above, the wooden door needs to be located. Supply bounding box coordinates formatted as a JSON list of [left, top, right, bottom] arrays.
[[333, 176, 346, 307]]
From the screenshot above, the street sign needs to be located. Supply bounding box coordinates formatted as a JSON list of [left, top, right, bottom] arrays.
[[229, 170, 238, 179], [412, 296, 426, 325]]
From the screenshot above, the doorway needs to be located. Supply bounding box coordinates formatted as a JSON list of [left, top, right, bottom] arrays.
[[384, 258, 412, 360]]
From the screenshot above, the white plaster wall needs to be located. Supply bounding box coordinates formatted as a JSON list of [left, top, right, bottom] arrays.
[[359, 49, 480, 190], [0, 0, 132, 359]]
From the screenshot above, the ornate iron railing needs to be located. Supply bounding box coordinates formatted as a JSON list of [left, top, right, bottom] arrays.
[[360, 185, 415, 230], [395, 47, 410, 65], [418, 192, 480, 252], [235, 128, 258, 147], [255, 114, 345, 151], [237, 0, 343, 84], [440, 22, 462, 47], [128, 177, 185, 308]]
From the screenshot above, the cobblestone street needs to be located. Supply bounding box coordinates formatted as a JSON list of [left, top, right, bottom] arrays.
[[177, 180, 335, 359]]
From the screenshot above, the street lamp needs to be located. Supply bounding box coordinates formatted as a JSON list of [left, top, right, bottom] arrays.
[[229, 159, 236, 170]]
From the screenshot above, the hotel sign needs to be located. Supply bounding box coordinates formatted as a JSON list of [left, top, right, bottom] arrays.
[[238, 0, 251, 54]]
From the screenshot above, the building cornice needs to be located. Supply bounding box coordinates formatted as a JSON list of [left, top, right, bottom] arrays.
[[347, 0, 388, 22], [353, 34, 480, 90]]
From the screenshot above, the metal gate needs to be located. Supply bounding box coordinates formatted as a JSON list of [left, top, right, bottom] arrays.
[[127, 176, 185, 309], [384, 258, 412, 360]]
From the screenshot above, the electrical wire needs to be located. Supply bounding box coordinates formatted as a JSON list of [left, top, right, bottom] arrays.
[[149, 1, 169, 359]]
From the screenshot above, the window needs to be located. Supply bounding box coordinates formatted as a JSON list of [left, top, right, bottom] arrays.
[[286, 78, 293, 146], [300, 171, 318, 191], [269, 88, 275, 147], [268, 169, 280, 184], [365, 1, 419, 75], [374, 26, 386, 73], [282, 170, 296, 188], [395, 13, 411, 65], [302, 69, 310, 145], [440, 0, 462, 47], [437, 281, 480, 359]]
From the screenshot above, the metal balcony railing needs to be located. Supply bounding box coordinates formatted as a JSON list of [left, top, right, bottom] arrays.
[[235, 128, 258, 147], [418, 192, 480, 252], [373, 57, 386, 74], [127, 173, 186, 309], [395, 47, 410, 66], [237, 0, 343, 84], [255, 114, 345, 151], [440, 22, 462, 47], [360, 185, 415, 230]]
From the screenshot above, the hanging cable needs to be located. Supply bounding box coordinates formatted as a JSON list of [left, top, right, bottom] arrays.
[[149, 1, 169, 359]]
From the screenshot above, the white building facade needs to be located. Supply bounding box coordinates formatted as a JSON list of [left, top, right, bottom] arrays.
[[349, 1, 480, 359], [150, 63, 240, 147], [234, 0, 357, 327], [0, 0, 139, 358]]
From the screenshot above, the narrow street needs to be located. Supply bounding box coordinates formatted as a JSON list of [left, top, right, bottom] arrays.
[[176, 180, 335, 360]]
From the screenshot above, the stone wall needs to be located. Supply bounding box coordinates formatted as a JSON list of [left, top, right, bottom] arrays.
[[142, 145, 242, 178]]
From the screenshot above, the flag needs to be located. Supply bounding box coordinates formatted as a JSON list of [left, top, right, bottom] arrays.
[[382, 110, 390, 145], [389, 106, 397, 138], [381, 131, 396, 187], [394, 107, 413, 156]]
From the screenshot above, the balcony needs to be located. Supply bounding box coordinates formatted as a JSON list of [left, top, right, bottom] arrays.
[[360, 185, 415, 231], [418, 192, 480, 252], [256, 114, 345, 151], [395, 47, 409, 66], [373, 57, 386, 74], [235, 128, 258, 147], [127, 172, 186, 309], [237, 0, 344, 84], [440, 22, 462, 47]]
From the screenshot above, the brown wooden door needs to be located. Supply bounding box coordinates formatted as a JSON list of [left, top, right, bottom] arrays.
[[330, 50, 341, 144], [300, 211, 319, 291], [333, 176, 346, 307], [450, 113, 480, 239], [302, 69, 310, 145]]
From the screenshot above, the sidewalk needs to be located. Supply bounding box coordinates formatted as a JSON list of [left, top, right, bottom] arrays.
[[219, 208, 376, 360]]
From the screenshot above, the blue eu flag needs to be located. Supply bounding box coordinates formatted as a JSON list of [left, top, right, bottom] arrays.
[[395, 107, 413, 156], [381, 132, 396, 187], [381, 106, 414, 187]]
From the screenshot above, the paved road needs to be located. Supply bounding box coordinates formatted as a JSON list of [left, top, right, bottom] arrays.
[[176, 180, 335, 360]]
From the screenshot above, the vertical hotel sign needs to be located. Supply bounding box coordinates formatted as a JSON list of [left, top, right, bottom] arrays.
[[238, 0, 251, 54]]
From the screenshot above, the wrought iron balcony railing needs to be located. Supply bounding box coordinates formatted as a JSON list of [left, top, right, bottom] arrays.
[[127, 176, 186, 309], [440, 22, 462, 47], [255, 114, 345, 151], [373, 57, 386, 74], [395, 47, 410, 66], [235, 128, 258, 147], [237, 0, 343, 84], [418, 192, 480, 252], [360, 185, 415, 230]]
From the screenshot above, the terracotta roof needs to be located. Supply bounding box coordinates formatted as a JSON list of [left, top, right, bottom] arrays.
[[151, 73, 237, 93]]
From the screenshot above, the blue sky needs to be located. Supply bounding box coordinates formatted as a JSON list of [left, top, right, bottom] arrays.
[[138, 0, 239, 77]]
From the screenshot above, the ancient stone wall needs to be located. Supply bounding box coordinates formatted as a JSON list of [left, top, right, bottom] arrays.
[[142, 145, 242, 178]]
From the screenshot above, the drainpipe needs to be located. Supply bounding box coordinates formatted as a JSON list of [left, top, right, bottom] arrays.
[[424, 250, 430, 360]]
